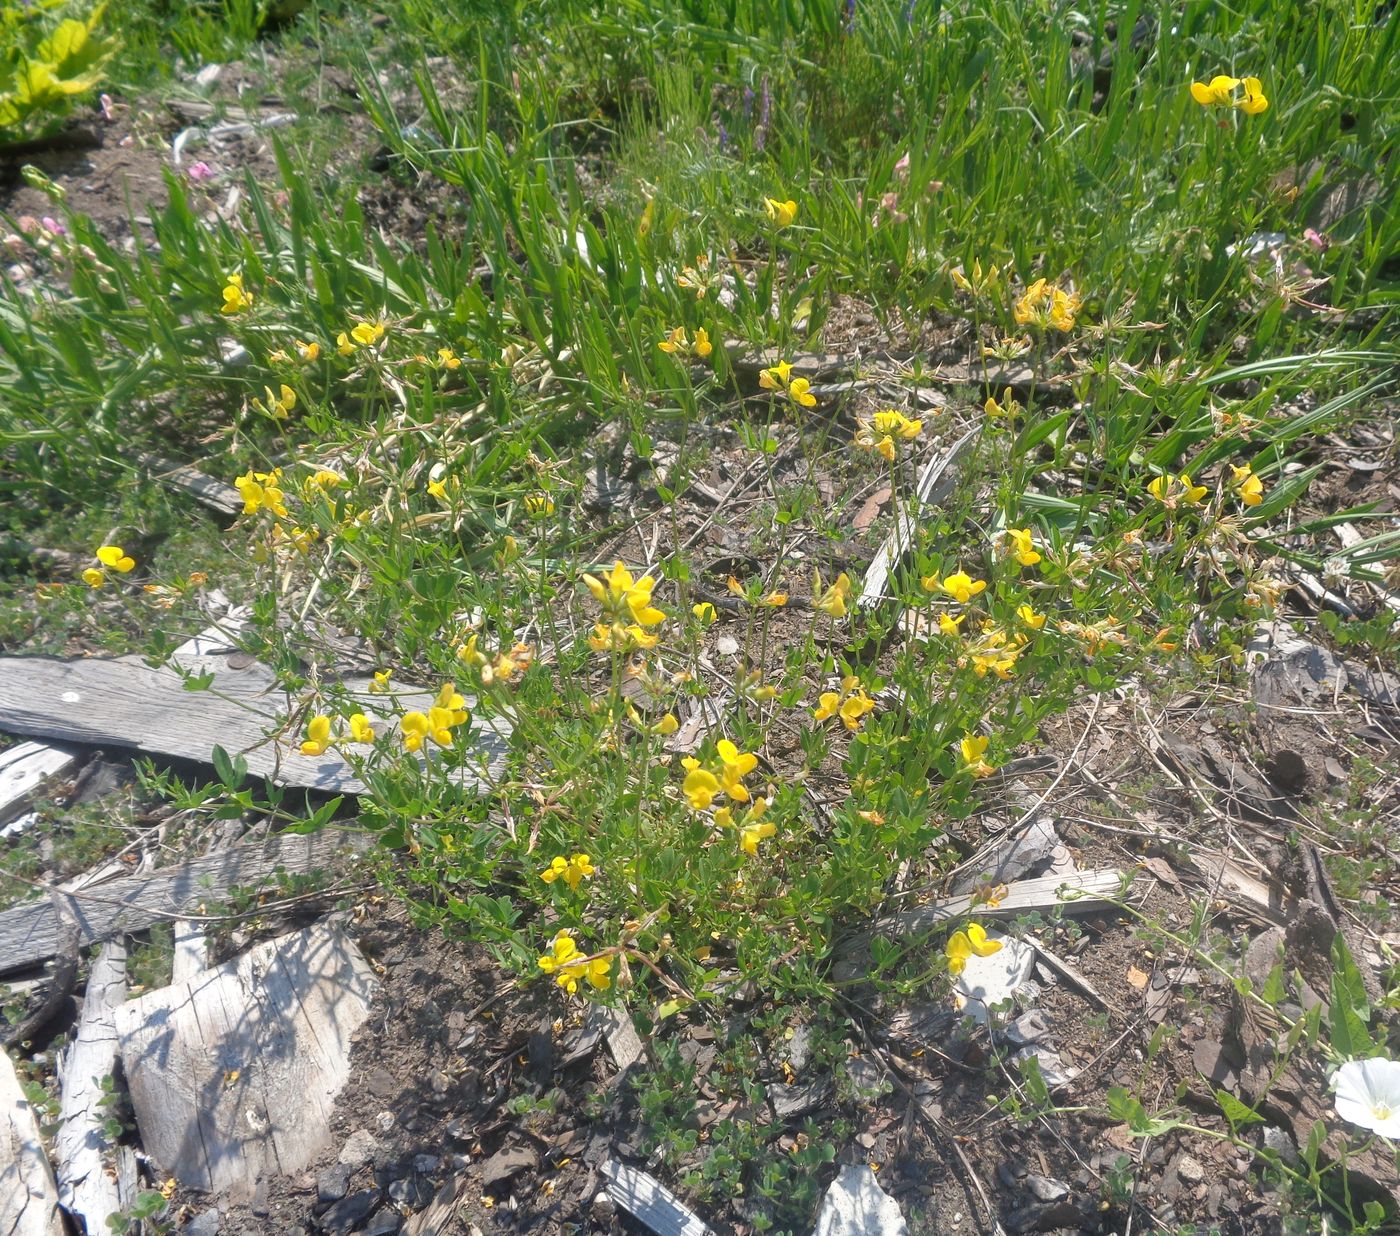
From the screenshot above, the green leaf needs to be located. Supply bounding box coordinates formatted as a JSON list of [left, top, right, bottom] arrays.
[[1215, 1089, 1263, 1132], [211, 744, 234, 787]]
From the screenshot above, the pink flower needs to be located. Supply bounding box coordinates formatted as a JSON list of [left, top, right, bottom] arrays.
[[99, 93, 116, 122], [1303, 228, 1330, 253], [893, 152, 911, 179], [40, 216, 66, 237], [187, 161, 215, 183]]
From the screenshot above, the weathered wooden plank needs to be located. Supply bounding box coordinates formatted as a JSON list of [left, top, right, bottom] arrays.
[[0, 1045, 65, 1236], [0, 828, 370, 976], [0, 654, 510, 796], [591, 1004, 645, 1072], [54, 941, 139, 1233], [858, 425, 982, 608], [170, 920, 207, 984], [602, 1159, 713, 1236], [113, 924, 375, 1198], [0, 741, 78, 835], [833, 870, 1129, 982], [133, 451, 243, 518]]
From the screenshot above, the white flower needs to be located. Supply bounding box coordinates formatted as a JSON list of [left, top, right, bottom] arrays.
[[1335, 1058, 1400, 1138]]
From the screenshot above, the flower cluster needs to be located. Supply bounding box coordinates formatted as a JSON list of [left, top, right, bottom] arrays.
[[683, 739, 760, 811], [400, 683, 470, 752], [950, 259, 1001, 298], [1013, 278, 1081, 332], [336, 320, 386, 356], [540, 852, 596, 891], [235, 468, 290, 518], [811, 570, 852, 618], [537, 930, 611, 995], [813, 675, 876, 731], [1148, 473, 1208, 509], [220, 272, 252, 315], [658, 326, 713, 359], [758, 359, 817, 408], [82, 544, 135, 589], [251, 382, 297, 421], [300, 711, 375, 756], [582, 560, 666, 653], [1190, 74, 1267, 115], [458, 634, 535, 685], [854, 409, 923, 461]]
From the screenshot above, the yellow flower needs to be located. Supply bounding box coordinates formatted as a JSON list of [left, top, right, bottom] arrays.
[[234, 469, 289, 518], [959, 734, 996, 778], [336, 331, 355, 357], [738, 798, 777, 857], [658, 326, 686, 354], [295, 338, 320, 363], [1190, 74, 1240, 106], [252, 383, 297, 420], [938, 571, 987, 604], [1151, 627, 1179, 653], [950, 259, 1000, 297], [693, 601, 717, 625], [1005, 528, 1040, 566], [758, 359, 792, 391], [652, 712, 679, 735], [81, 567, 104, 588], [427, 478, 449, 502], [1147, 473, 1208, 509], [855, 410, 921, 460], [434, 682, 469, 725], [759, 590, 788, 608], [540, 853, 596, 891], [369, 669, 393, 693], [787, 377, 817, 408], [693, 327, 713, 358], [763, 197, 798, 228], [348, 713, 375, 744], [1016, 603, 1046, 630], [583, 560, 666, 626], [1013, 278, 1081, 332], [437, 346, 461, 370], [301, 715, 332, 756], [307, 468, 342, 491], [812, 570, 852, 618], [219, 273, 252, 314], [813, 675, 875, 732], [683, 763, 721, 811], [401, 711, 430, 752], [945, 922, 1003, 977], [1231, 463, 1264, 507], [587, 622, 659, 653], [715, 739, 759, 800], [96, 545, 135, 573], [524, 492, 555, 518], [938, 612, 965, 636], [350, 320, 386, 347], [1237, 76, 1268, 115]]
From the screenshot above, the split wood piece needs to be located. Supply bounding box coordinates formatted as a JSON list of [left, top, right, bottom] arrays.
[[1185, 850, 1285, 926], [0, 741, 78, 836], [590, 1004, 645, 1071], [403, 1175, 465, 1236], [112, 923, 376, 1198], [133, 451, 243, 519], [171, 920, 207, 984], [3, 896, 80, 1047], [0, 654, 511, 797], [0, 827, 370, 976], [0, 1045, 65, 1236], [858, 425, 982, 608], [601, 1159, 714, 1236], [54, 940, 139, 1234], [833, 870, 1128, 982]]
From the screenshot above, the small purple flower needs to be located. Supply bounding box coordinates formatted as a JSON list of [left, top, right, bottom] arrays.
[[187, 161, 215, 183], [742, 85, 754, 122], [40, 216, 66, 237], [717, 120, 730, 151], [844, 0, 857, 33]]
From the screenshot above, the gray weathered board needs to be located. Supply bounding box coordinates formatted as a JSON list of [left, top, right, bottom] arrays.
[[602, 1159, 714, 1236], [0, 653, 510, 796], [0, 828, 370, 976], [0, 741, 77, 836], [54, 941, 138, 1232], [113, 924, 375, 1197], [1, 1045, 65, 1236]]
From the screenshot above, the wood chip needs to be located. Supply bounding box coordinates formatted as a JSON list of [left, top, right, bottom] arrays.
[[0, 741, 77, 835], [113, 924, 376, 1197], [133, 451, 243, 518], [602, 1159, 713, 1236]]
